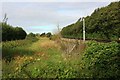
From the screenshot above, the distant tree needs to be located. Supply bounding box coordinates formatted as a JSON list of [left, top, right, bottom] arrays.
[[46, 32, 52, 37], [40, 33, 46, 37], [27, 32, 35, 37], [35, 33, 40, 36]]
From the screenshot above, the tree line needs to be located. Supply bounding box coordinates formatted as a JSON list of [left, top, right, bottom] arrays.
[[27, 32, 52, 38], [61, 1, 120, 40], [1, 22, 27, 41], [1, 21, 53, 41]]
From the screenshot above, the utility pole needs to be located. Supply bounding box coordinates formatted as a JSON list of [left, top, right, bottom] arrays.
[[83, 17, 85, 41]]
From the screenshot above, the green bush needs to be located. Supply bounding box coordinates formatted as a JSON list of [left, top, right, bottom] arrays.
[[1, 23, 27, 41], [80, 41, 120, 78]]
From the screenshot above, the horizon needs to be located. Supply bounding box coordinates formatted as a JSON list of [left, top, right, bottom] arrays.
[[1, 1, 113, 34]]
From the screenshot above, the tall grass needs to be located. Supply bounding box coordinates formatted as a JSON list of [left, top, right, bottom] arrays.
[[2, 36, 119, 78], [2, 37, 38, 61]]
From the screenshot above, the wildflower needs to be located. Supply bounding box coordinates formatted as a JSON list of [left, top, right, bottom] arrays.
[[29, 57, 33, 60], [37, 58, 40, 61], [15, 67, 19, 71]]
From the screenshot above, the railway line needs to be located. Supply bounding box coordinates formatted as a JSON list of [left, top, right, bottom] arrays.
[[61, 38, 120, 43]]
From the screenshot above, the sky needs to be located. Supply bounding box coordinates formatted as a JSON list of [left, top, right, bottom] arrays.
[[0, 0, 118, 34]]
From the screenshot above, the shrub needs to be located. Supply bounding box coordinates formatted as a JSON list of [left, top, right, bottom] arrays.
[[80, 41, 120, 78]]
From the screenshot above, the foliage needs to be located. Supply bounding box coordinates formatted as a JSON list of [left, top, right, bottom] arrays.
[[2, 37, 38, 62], [2, 49, 81, 78], [2, 38, 81, 78], [61, 1, 120, 40], [46, 32, 52, 38], [40, 32, 52, 38], [49, 34, 60, 40], [26, 32, 39, 42], [80, 41, 120, 78], [1, 23, 27, 41], [27, 32, 35, 37], [2, 37, 119, 78], [35, 33, 40, 37], [40, 33, 46, 37]]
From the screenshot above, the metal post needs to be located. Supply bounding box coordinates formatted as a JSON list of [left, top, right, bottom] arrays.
[[83, 17, 85, 41]]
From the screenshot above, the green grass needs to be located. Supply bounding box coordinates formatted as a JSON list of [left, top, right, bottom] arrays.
[[2, 37, 38, 61], [2, 37, 82, 78], [2, 37, 120, 78]]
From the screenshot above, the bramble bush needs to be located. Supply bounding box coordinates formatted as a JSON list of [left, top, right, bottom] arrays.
[[80, 41, 120, 78]]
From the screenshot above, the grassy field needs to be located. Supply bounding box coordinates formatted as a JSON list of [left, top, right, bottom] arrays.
[[2, 37, 120, 78], [2, 37, 82, 78]]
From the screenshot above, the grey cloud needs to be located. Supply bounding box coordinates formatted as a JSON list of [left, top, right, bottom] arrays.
[[2, 2, 111, 33]]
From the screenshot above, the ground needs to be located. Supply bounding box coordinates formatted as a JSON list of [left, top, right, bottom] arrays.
[[2, 37, 83, 78], [2, 37, 119, 78]]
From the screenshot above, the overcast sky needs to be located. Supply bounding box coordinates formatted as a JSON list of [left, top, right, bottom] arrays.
[[0, 1, 116, 34]]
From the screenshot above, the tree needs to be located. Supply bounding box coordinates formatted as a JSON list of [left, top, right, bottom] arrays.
[[2, 22, 27, 41], [61, 1, 120, 40], [14, 27, 27, 40], [27, 32, 35, 37], [35, 33, 40, 36], [46, 32, 52, 37], [40, 33, 46, 37]]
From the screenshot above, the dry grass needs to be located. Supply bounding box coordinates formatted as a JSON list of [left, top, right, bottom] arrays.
[[57, 38, 86, 61], [40, 36, 86, 61], [40, 40, 60, 49]]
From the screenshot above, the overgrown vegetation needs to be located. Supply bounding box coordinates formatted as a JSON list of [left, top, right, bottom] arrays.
[[2, 37, 120, 78], [1, 1, 120, 79], [2, 36, 38, 62], [61, 1, 120, 40], [80, 41, 120, 78]]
